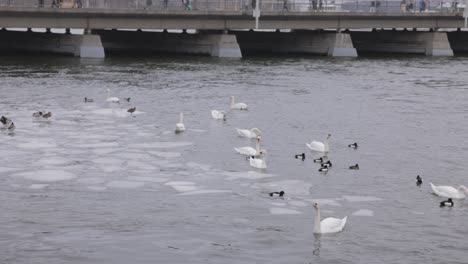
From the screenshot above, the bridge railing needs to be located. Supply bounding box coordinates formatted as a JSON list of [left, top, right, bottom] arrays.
[[0, 0, 463, 13]]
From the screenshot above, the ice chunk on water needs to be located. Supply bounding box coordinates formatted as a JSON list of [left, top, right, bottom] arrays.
[[106, 181, 145, 188], [126, 160, 158, 170], [76, 178, 106, 185], [165, 181, 197, 192], [87, 186, 107, 191], [269, 207, 302, 215], [288, 201, 308, 207], [186, 162, 211, 171], [148, 151, 181, 159], [12, 170, 75, 182], [270, 202, 286, 206], [29, 184, 49, 189], [165, 181, 195, 186], [223, 171, 275, 180], [170, 185, 198, 192], [178, 189, 232, 195], [352, 209, 374, 216], [127, 176, 168, 183], [35, 157, 70, 166], [17, 141, 57, 149], [342, 196, 384, 202], [129, 142, 193, 149]]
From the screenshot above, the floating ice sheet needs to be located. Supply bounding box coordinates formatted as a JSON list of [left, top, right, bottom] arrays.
[[352, 209, 374, 216], [269, 207, 302, 215], [148, 151, 181, 159], [106, 181, 145, 188], [178, 189, 232, 195], [129, 142, 193, 149], [12, 170, 76, 182], [223, 171, 275, 180], [342, 196, 384, 202]]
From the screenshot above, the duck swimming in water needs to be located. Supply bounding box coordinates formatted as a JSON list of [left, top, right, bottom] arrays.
[[349, 164, 359, 170], [127, 107, 136, 115], [440, 198, 454, 207], [416, 175, 422, 186], [32, 111, 43, 117], [84, 97, 94, 103], [321, 160, 332, 168], [269, 191, 285, 197], [313, 157, 323, 163], [295, 153, 306, 161], [348, 142, 358, 149], [42, 112, 52, 119]]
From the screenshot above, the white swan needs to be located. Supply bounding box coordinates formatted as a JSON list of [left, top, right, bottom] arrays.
[[307, 134, 331, 153], [313, 203, 347, 234], [211, 110, 226, 120], [236, 128, 261, 139], [248, 154, 267, 169], [106, 88, 120, 103], [234, 136, 264, 156], [230, 96, 248, 110], [175, 112, 186, 134], [430, 183, 468, 199]]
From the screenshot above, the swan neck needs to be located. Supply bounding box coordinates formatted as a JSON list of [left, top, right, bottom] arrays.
[[313, 207, 321, 233]]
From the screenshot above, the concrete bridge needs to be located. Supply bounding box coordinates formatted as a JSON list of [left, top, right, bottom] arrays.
[[0, 2, 467, 58]]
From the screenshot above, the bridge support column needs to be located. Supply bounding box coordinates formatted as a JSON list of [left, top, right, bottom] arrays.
[[327, 32, 358, 57], [425, 32, 453, 56], [209, 34, 242, 58], [77, 34, 105, 58]]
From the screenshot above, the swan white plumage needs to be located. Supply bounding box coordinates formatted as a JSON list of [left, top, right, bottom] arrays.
[[307, 134, 331, 153], [234, 136, 264, 156], [236, 128, 261, 139], [230, 96, 248, 110], [313, 203, 347, 234], [430, 183, 468, 199], [248, 154, 267, 169], [211, 110, 226, 120], [175, 112, 185, 134], [106, 88, 120, 103]]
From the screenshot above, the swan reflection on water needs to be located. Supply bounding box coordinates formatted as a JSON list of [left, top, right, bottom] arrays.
[[313, 233, 322, 256]]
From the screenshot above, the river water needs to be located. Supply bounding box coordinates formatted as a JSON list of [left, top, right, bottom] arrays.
[[0, 54, 467, 264]]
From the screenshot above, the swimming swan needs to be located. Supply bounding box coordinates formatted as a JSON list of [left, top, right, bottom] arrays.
[[106, 88, 120, 103], [211, 110, 227, 120], [236, 128, 261, 139], [234, 136, 264, 156], [175, 112, 186, 134], [248, 155, 267, 169], [313, 203, 347, 234], [430, 183, 468, 199], [230, 96, 248, 110], [307, 134, 331, 153]]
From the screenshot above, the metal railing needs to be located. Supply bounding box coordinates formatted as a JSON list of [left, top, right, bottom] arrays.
[[0, 0, 464, 13]]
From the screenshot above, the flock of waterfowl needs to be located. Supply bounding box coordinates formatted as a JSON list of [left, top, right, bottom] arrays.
[[1, 89, 467, 235]]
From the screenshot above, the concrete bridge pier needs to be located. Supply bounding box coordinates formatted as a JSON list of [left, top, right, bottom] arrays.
[[426, 32, 453, 56], [327, 32, 358, 57], [77, 34, 105, 58]]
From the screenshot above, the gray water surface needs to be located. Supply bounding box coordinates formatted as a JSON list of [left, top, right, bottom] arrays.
[[0, 55, 467, 264]]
